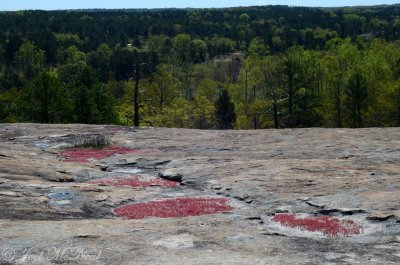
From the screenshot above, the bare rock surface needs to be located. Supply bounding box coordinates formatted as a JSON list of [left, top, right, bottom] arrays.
[[0, 123, 399, 264]]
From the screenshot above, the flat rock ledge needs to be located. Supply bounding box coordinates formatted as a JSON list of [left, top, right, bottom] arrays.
[[0, 124, 399, 264]]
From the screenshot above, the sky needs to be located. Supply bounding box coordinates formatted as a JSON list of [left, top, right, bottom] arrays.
[[0, 0, 399, 11]]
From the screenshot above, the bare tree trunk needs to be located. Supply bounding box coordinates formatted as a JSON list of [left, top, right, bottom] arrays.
[[245, 69, 248, 103], [134, 64, 140, 127], [273, 101, 279, 129], [336, 83, 342, 128]]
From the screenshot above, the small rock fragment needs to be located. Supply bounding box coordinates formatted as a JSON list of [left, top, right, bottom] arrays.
[[73, 234, 100, 239], [96, 164, 108, 171], [95, 195, 110, 202], [367, 212, 396, 221], [0, 191, 19, 197], [246, 216, 262, 220], [47, 175, 75, 182], [38, 196, 49, 203], [158, 172, 183, 182]]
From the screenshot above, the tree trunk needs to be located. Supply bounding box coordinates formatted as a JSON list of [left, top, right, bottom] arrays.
[[134, 64, 140, 127], [336, 83, 342, 128], [42, 80, 49, 124], [397, 86, 400, 126], [244, 69, 248, 103], [288, 77, 293, 115], [253, 115, 258, 129], [273, 101, 279, 129]]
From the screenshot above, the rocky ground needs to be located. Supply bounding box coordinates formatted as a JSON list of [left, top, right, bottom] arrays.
[[0, 123, 399, 264]]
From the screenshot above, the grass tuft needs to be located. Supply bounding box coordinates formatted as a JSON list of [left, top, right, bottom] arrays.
[[68, 134, 111, 149]]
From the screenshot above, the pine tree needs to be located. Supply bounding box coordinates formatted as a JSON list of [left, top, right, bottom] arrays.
[[346, 71, 367, 128], [215, 89, 236, 129]]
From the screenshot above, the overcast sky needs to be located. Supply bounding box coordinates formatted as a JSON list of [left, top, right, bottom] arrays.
[[0, 0, 398, 11]]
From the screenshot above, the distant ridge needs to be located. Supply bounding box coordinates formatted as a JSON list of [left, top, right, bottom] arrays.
[[1, 3, 400, 12]]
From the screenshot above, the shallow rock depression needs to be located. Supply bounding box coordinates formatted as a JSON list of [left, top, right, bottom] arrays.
[[0, 124, 399, 264]]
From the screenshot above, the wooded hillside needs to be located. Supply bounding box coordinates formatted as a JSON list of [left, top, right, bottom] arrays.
[[1, 5, 400, 128]]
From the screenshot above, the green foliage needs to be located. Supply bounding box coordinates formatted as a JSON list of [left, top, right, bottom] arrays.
[[21, 69, 72, 123], [150, 98, 192, 128], [248, 38, 269, 58], [14, 41, 46, 84], [0, 88, 20, 122], [173, 34, 192, 64], [1, 6, 400, 128], [145, 65, 177, 111], [191, 96, 216, 129]]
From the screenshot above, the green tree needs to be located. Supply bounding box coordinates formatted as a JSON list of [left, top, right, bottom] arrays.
[[392, 81, 400, 126], [283, 46, 306, 127], [190, 96, 216, 129], [192, 39, 208, 63], [87, 43, 113, 82], [253, 56, 285, 129], [248, 38, 269, 58], [14, 41, 46, 84], [91, 83, 117, 124], [342, 14, 366, 36], [146, 65, 177, 111], [346, 71, 367, 128], [0, 88, 21, 122], [72, 66, 116, 124], [173, 34, 192, 64], [21, 69, 72, 123], [215, 89, 236, 129]]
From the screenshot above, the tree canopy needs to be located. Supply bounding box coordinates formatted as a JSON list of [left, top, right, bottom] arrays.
[[1, 5, 400, 128]]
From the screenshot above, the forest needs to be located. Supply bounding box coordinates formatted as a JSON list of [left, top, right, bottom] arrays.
[[0, 5, 400, 128]]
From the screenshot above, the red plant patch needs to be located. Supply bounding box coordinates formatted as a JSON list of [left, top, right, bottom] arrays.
[[114, 197, 233, 219], [272, 213, 363, 237], [87, 175, 178, 188], [60, 146, 158, 163]]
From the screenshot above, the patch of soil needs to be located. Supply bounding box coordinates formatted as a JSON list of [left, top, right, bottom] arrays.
[[114, 197, 233, 219]]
